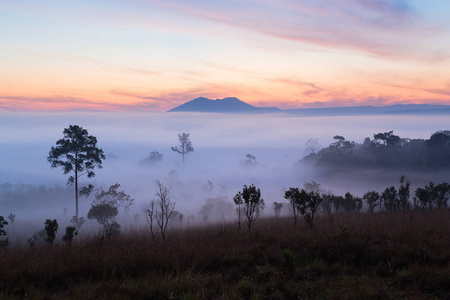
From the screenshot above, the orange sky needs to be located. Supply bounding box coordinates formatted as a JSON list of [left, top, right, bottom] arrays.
[[1, 0, 450, 111]]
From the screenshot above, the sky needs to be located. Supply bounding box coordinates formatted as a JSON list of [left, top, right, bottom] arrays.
[[1, 0, 450, 111]]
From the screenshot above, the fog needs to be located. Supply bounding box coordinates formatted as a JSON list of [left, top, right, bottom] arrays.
[[1, 112, 448, 241]]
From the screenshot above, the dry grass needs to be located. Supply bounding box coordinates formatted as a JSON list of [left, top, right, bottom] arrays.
[[0, 210, 449, 299]]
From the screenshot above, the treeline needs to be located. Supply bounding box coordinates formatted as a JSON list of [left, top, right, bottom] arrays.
[[0, 183, 72, 210], [319, 177, 449, 215], [302, 130, 450, 169], [277, 176, 449, 228]]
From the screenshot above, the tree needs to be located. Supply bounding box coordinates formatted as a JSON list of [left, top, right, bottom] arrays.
[[7, 213, 15, 224], [234, 184, 265, 231], [373, 131, 401, 147], [0, 216, 8, 237], [305, 138, 321, 155], [363, 191, 380, 214], [244, 154, 257, 167], [381, 186, 398, 212], [233, 192, 243, 230], [414, 185, 432, 210], [146, 181, 176, 241], [284, 188, 302, 225], [414, 181, 450, 210], [433, 182, 450, 209], [48, 125, 105, 221], [171, 133, 194, 167], [87, 204, 120, 238], [146, 200, 156, 241], [273, 202, 283, 217], [44, 219, 59, 245], [148, 151, 163, 163], [0, 216, 8, 248], [92, 183, 134, 214], [62, 226, 78, 244], [284, 188, 322, 228], [343, 192, 362, 214], [141, 151, 163, 165], [398, 175, 410, 212]]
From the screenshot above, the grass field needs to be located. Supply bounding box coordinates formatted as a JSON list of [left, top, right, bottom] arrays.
[[0, 210, 449, 299]]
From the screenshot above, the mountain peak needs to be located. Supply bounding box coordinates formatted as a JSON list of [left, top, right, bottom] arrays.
[[168, 97, 280, 113]]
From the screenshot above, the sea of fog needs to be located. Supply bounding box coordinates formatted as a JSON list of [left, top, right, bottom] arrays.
[[0, 112, 448, 239]]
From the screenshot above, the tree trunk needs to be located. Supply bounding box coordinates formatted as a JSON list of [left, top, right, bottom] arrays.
[[182, 144, 185, 168], [75, 153, 79, 219]]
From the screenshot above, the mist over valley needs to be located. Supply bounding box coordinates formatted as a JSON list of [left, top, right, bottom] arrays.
[[1, 111, 449, 240]]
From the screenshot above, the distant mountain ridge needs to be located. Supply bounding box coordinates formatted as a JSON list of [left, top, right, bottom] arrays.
[[168, 97, 450, 115]]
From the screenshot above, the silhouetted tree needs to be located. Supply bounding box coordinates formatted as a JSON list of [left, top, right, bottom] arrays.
[[285, 188, 322, 227], [342, 192, 362, 214], [62, 226, 78, 244], [48, 125, 105, 222], [44, 219, 59, 245], [381, 186, 398, 212], [147, 181, 176, 241], [433, 182, 450, 209], [363, 191, 380, 214], [426, 130, 450, 147], [146, 200, 156, 240], [414, 181, 450, 210], [398, 175, 411, 212], [234, 184, 265, 231], [373, 131, 401, 147], [0, 216, 8, 248], [87, 204, 120, 238], [92, 183, 134, 214], [414, 185, 432, 210], [0, 216, 8, 237], [171, 133, 194, 167], [284, 188, 303, 226]]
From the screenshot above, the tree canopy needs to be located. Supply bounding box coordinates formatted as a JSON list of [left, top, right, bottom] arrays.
[[171, 133, 194, 166], [48, 125, 105, 220]]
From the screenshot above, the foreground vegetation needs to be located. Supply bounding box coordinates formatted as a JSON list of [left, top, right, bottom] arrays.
[[0, 210, 449, 299]]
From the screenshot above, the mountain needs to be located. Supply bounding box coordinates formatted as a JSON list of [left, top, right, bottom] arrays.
[[168, 97, 450, 115], [285, 104, 450, 115], [168, 97, 281, 113]]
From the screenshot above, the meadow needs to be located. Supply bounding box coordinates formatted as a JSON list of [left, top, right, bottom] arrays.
[[0, 209, 449, 299]]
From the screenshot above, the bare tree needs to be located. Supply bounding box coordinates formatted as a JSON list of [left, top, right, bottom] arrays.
[[305, 138, 321, 155], [171, 133, 194, 167], [147, 181, 176, 241], [146, 200, 156, 240]]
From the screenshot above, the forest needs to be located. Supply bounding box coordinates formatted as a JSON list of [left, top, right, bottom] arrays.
[[302, 130, 450, 170]]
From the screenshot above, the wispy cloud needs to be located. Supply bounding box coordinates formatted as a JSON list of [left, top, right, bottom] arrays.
[[149, 0, 445, 60], [0, 94, 163, 111]]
